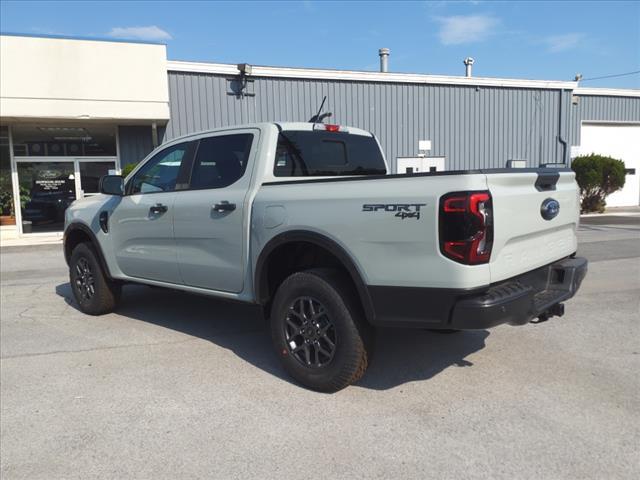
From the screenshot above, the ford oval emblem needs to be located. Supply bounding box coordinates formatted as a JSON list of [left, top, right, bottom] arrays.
[[541, 198, 560, 220]]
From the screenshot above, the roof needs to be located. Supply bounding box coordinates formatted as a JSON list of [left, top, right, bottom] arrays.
[[0, 32, 166, 46], [574, 87, 640, 98], [168, 60, 640, 96], [168, 60, 579, 91]]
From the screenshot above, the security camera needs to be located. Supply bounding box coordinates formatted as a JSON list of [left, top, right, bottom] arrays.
[[237, 63, 252, 76]]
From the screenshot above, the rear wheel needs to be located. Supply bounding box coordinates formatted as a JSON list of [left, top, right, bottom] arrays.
[[69, 242, 120, 315], [270, 269, 371, 392]]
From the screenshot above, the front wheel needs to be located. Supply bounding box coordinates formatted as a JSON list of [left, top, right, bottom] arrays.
[[69, 242, 121, 315], [270, 269, 371, 392]]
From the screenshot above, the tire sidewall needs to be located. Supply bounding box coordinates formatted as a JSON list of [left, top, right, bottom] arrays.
[[270, 271, 364, 390]]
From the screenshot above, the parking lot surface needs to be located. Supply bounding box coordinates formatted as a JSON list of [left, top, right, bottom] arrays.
[[1, 216, 639, 479]]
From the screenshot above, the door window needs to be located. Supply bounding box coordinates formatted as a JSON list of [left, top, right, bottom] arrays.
[[190, 134, 253, 189], [129, 143, 190, 194]]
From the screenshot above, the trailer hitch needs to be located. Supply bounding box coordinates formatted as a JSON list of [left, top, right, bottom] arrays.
[[532, 303, 565, 324]]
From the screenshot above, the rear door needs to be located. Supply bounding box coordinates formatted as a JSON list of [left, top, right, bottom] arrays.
[[173, 130, 258, 292], [486, 170, 580, 283]]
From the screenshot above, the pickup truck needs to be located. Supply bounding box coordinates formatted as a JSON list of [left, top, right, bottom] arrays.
[[63, 122, 588, 392]]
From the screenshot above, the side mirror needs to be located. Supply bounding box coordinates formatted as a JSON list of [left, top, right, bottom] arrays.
[[99, 175, 124, 196]]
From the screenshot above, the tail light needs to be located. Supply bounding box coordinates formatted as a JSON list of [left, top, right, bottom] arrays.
[[439, 191, 493, 265]]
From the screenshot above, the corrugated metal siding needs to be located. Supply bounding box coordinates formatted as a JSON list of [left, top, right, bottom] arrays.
[[165, 71, 577, 171], [118, 125, 153, 166], [570, 95, 640, 146]]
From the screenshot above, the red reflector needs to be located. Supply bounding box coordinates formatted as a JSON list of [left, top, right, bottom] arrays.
[[325, 124, 340, 132]]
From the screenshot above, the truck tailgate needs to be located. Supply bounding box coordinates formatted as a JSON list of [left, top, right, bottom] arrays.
[[487, 170, 579, 283]]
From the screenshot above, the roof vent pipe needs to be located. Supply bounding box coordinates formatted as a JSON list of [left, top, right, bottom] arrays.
[[379, 48, 390, 73], [463, 57, 474, 77]]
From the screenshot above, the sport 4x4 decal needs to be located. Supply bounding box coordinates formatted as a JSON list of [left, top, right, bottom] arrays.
[[362, 203, 427, 220]]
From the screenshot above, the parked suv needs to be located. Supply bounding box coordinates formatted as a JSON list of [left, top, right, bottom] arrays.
[[64, 122, 587, 391]]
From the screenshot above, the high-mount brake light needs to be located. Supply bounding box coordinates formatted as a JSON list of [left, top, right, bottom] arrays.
[[313, 123, 341, 132], [439, 191, 493, 265]]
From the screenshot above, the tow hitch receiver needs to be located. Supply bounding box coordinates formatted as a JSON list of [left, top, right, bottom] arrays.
[[532, 303, 565, 324]]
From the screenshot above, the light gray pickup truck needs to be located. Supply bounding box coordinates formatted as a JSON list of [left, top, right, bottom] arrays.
[[64, 122, 587, 391]]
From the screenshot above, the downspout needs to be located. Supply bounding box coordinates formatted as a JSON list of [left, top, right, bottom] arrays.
[[557, 89, 568, 165], [151, 122, 159, 148]]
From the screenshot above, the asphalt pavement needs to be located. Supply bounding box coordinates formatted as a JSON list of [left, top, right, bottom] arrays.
[[1, 216, 639, 479]]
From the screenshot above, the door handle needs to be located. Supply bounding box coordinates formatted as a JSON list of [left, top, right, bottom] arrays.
[[149, 203, 168, 215], [213, 201, 236, 213]]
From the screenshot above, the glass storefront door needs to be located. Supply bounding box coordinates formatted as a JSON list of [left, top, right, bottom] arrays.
[[17, 162, 76, 233], [16, 159, 117, 234], [10, 124, 119, 234], [79, 161, 118, 195]]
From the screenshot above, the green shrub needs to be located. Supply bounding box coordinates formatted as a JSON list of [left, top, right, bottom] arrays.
[[0, 188, 13, 216], [0, 185, 30, 217], [571, 154, 625, 213], [121, 162, 138, 177]]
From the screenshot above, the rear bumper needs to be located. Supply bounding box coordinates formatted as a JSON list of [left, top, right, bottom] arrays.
[[368, 256, 588, 329]]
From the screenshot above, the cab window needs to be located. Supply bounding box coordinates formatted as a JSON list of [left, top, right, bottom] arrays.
[[189, 134, 253, 189], [274, 131, 386, 177], [130, 143, 190, 194]]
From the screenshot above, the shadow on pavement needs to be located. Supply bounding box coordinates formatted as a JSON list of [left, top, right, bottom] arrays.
[[56, 282, 488, 391]]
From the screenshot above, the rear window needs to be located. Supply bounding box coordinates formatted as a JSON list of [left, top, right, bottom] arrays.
[[274, 131, 386, 177]]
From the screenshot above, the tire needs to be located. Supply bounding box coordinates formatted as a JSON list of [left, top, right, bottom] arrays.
[[69, 242, 121, 315], [270, 268, 371, 392]]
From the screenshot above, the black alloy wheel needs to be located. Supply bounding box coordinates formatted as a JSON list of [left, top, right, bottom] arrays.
[[284, 296, 337, 368], [74, 257, 96, 302]]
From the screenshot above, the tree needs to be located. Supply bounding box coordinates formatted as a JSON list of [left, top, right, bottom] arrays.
[[571, 154, 626, 213], [121, 162, 138, 177]]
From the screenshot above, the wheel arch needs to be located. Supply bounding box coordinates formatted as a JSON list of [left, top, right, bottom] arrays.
[[254, 230, 375, 323], [63, 222, 113, 280]]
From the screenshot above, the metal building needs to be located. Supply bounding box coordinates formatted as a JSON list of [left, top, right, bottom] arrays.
[[161, 63, 638, 171]]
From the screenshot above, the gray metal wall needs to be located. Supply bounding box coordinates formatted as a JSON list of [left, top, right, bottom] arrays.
[[570, 95, 640, 146], [118, 125, 153, 167], [163, 71, 640, 172]]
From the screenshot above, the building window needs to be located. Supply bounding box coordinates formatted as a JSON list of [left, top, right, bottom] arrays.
[[11, 125, 117, 157]]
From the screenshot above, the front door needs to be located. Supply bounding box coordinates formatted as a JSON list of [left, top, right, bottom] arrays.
[[173, 130, 257, 292], [17, 161, 76, 233], [110, 141, 194, 283], [10, 123, 118, 234]]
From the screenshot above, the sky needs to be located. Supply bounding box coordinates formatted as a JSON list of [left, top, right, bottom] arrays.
[[1, 0, 639, 88]]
